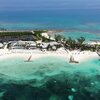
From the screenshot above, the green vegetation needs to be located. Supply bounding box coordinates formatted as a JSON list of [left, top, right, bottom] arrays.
[[34, 30, 54, 42], [0, 30, 99, 51], [33, 31, 100, 51], [34, 30, 47, 35], [0, 30, 47, 37], [0, 32, 33, 36], [54, 34, 100, 51], [55, 34, 66, 42], [0, 30, 48, 41], [77, 37, 85, 45], [34, 30, 48, 41]]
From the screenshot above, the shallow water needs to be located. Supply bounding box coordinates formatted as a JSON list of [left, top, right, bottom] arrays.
[[0, 56, 100, 100]]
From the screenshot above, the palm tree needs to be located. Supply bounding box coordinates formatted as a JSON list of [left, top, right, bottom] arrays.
[[66, 37, 76, 49], [55, 34, 66, 42], [77, 37, 85, 45], [77, 37, 85, 50]]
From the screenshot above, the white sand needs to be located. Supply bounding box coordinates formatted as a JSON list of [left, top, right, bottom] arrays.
[[69, 50, 99, 63], [0, 48, 99, 63]]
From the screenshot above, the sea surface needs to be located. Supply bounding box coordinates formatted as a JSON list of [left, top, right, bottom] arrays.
[[0, 57, 99, 100], [0, 9, 100, 31], [0, 9, 100, 100], [0, 9, 100, 40]]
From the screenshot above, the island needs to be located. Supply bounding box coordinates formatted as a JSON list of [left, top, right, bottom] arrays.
[[0, 30, 99, 100], [0, 30, 99, 63]]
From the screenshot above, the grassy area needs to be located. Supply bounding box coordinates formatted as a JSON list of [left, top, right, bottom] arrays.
[[0, 32, 33, 36], [34, 30, 48, 40], [0, 30, 47, 37], [34, 30, 47, 35]]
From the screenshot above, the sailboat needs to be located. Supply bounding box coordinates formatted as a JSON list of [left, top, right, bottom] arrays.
[[25, 55, 32, 62], [69, 55, 79, 63], [96, 52, 100, 57], [96, 52, 100, 61]]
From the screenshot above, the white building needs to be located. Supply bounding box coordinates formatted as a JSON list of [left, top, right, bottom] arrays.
[[87, 40, 100, 46], [41, 33, 49, 39], [8, 41, 37, 49], [0, 43, 4, 48], [41, 32, 55, 41]]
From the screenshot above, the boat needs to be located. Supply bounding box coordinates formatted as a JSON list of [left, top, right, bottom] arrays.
[[69, 55, 79, 63], [96, 52, 100, 57], [96, 52, 100, 61], [25, 55, 32, 62]]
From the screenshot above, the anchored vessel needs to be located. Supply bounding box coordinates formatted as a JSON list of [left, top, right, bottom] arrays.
[[69, 55, 79, 63], [25, 55, 32, 62]]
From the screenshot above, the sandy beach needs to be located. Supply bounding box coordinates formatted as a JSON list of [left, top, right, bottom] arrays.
[[0, 48, 99, 63]]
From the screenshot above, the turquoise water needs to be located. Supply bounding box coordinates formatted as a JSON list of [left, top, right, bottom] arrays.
[[0, 56, 100, 99], [59, 31, 100, 40], [0, 57, 99, 83]]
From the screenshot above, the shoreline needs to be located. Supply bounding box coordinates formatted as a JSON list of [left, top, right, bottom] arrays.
[[0, 49, 99, 63], [0, 28, 100, 36]]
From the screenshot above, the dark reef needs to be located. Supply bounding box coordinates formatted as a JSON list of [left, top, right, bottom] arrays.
[[0, 73, 100, 100]]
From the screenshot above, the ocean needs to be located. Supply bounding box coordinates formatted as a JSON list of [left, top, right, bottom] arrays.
[[0, 9, 100, 31], [0, 9, 100, 100], [0, 9, 100, 40], [0, 57, 100, 100]]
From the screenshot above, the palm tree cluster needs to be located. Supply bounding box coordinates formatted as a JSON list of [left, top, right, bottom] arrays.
[[31, 31, 100, 51], [55, 35, 99, 51], [54, 34, 86, 50], [34, 30, 49, 42]]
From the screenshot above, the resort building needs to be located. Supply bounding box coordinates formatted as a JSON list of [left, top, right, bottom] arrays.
[[87, 40, 100, 46], [41, 32, 55, 41], [0, 31, 35, 42], [0, 43, 4, 49], [8, 41, 37, 49]]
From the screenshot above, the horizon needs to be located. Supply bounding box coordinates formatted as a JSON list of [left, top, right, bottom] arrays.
[[0, 0, 100, 11]]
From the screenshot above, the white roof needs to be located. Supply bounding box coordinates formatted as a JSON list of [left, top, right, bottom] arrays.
[[30, 43, 36, 46], [40, 43, 49, 48], [31, 31, 35, 34], [49, 42, 58, 46], [36, 40, 42, 44], [88, 41, 100, 45], [50, 37, 55, 40], [0, 43, 3, 47], [41, 33, 49, 39], [10, 41, 36, 46]]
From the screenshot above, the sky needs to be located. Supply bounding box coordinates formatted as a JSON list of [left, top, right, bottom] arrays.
[[0, 0, 100, 11]]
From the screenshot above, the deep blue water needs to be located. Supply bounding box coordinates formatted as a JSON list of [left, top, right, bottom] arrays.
[[0, 9, 100, 31]]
